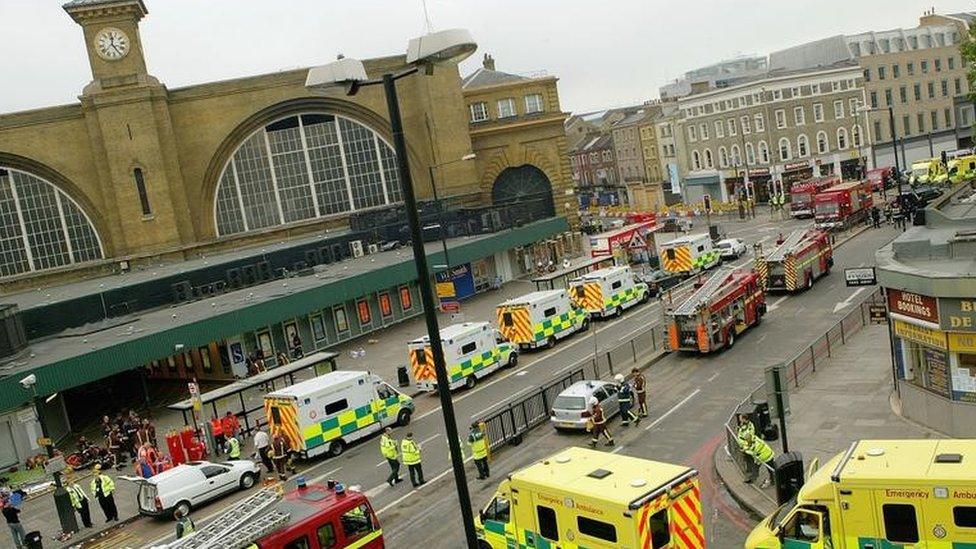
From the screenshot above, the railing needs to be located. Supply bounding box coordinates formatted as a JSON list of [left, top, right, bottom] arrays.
[[723, 287, 885, 478]]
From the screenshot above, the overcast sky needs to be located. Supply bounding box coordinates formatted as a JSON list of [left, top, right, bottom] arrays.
[[2, 0, 974, 115]]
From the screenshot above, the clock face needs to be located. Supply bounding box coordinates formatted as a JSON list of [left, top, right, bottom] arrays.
[[94, 28, 130, 61]]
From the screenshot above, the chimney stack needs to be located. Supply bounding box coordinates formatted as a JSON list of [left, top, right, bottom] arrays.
[[482, 53, 496, 71]]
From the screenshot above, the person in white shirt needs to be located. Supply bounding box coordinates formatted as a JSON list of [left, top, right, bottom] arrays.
[[252, 428, 273, 473]]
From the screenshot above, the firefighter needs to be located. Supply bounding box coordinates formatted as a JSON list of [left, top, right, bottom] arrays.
[[468, 422, 489, 480], [745, 433, 776, 488], [174, 508, 195, 539], [615, 374, 640, 426], [587, 397, 614, 447], [401, 432, 425, 487], [631, 367, 648, 417], [270, 430, 296, 481], [380, 427, 401, 487]]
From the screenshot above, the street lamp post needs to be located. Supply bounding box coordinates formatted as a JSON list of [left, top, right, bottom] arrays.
[[306, 29, 481, 548]]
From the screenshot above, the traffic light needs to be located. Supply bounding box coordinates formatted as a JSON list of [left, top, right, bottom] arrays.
[[703, 194, 712, 212]]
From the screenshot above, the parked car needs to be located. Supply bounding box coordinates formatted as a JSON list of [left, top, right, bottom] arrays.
[[549, 380, 620, 431], [715, 238, 746, 259], [636, 269, 679, 297], [121, 460, 261, 519]]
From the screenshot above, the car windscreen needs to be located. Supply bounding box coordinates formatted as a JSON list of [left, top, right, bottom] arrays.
[[553, 395, 586, 410], [716, 242, 730, 248]]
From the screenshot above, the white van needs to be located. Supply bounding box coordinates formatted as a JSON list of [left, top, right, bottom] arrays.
[[496, 289, 589, 350], [568, 265, 648, 319], [265, 371, 414, 459], [121, 460, 261, 519], [408, 322, 518, 391]]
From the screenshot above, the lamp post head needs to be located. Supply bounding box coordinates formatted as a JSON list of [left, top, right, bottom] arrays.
[[305, 57, 369, 94], [406, 28, 477, 67]]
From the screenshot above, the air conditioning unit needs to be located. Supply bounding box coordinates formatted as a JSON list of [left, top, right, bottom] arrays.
[[350, 240, 364, 258], [367, 243, 379, 254]]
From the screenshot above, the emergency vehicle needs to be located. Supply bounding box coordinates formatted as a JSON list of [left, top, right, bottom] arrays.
[[666, 267, 766, 353], [789, 176, 839, 218], [813, 180, 873, 229], [476, 447, 704, 549], [755, 229, 832, 292], [408, 322, 518, 392], [746, 439, 976, 549], [264, 371, 413, 459], [946, 154, 976, 185], [909, 157, 947, 185], [865, 166, 893, 192], [658, 233, 721, 275], [568, 265, 649, 319], [496, 289, 589, 350]]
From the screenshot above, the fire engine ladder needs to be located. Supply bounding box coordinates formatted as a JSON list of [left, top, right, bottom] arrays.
[[155, 487, 291, 549], [768, 230, 806, 262], [672, 267, 733, 316]]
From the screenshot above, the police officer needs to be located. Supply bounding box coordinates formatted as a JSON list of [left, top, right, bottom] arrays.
[[90, 464, 118, 522], [468, 422, 489, 480], [224, 432, 241, 460], [380, 427, 401, 487], [587, 397, 614, 447], [631, 367, 648, 417], [745, 433, 776, 488], [401, 432, 425, 487], [736, 414, 755, 450], [65, 470, 92, 529], [175, 508, 195, 539], [615, 374, 640, 426]]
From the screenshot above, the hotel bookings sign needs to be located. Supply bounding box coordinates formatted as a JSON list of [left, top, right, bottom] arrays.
[[887, 289, 939, 324]]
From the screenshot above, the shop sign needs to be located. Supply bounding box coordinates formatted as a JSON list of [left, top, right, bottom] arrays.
[[893, 320, 947, 350], [948, 332, 976, 353], [939, 298, 976, 332], [923, 348, 951, 398], [869, 304, 888, 323], [784, 161, 810, 171], [845, 267, 876, 287], [748, 168, 770, 176], [887, 289, 939, 324]]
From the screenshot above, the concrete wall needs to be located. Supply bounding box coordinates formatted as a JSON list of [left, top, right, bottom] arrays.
[[899, 380, 976, 437]]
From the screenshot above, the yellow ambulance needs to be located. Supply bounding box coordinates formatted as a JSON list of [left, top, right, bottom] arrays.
[[476, 447, 704, 548], [746, 439, 976, 548]]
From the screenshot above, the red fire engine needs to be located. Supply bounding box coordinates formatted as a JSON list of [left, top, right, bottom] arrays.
[[789, 176, 840, 218], [666, 267, 766, 353], [814, 180, 873, 229], [756, 229, 833, 292]]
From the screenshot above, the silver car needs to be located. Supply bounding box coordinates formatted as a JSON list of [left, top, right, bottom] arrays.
[[549, 380, 620, 431]]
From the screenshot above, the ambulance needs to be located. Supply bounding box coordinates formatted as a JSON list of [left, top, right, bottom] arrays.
[[659, 233, 721, 276], [264, 371, 413, 459], [568, 265, 649, 319], [746, 439, 976, 548], [476, 447, 705, 548], [496, 289, 590, 350], [408, 322, 518, 392]]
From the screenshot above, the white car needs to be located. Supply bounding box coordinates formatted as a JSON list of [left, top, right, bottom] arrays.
[[121, 460, 261, 519], [715, 238, 746, 259], [549, 380, 620, 431]]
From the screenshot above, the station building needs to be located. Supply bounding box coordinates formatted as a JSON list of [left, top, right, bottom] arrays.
[[0, 0, 575, 466], [875, 182, 976, 437]]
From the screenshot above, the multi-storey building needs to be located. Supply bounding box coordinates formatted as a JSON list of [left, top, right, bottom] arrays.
[[770, 10, 975, 168], [677, 65, 869, 203], [660, 55, 769, 100], [570, 133, 621, 206], [636, 113, 665, 211], [654, 103, 686, 204]]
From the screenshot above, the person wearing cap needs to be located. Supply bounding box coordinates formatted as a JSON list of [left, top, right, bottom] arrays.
[[587, 397, 614, 447], [468, 422, 489, 480], [270, 430, 296, 481], [90, 464, 118, 522], [64, 469, 92, 529], [631, 367, 648, 417], [615, 374, 640, 427], [400, 432, 424, 487], [379, 427, 401, 487], [174, 508, 195, 539]]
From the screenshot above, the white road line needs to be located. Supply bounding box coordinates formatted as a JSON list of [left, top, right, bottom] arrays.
[[706, 371, 720, 383], [473, 386, 534, 419], [611, 444, 626, 454], [307, 466, 343, 484], [376, 456, 474, 515], [644, 389, 701, 431], [767, 295, 789, 312], [419, 433, 441, 445]]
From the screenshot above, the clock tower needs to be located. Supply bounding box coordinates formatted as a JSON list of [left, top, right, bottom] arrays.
[[64, 0, 152, 90]]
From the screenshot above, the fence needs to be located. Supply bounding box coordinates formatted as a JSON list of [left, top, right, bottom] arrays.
[[723, 286, 885, 478]]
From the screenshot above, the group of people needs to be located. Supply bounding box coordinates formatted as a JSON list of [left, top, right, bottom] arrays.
[[736, 414, 776, 488], [251, 426, 298, 481], [378, 422, 490, 489], [100, 410, 157, 468], [588, 368, 648, 448]]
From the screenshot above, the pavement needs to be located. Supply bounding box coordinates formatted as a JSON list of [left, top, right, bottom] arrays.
[[9, 211, 892, 549], [713, 321, 944, 521]]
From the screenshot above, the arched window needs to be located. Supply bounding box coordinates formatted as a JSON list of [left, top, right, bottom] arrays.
[[704, 149, 714, 169], [745, 143, 756, 165], [718, 146, 729, 168], [730, 144, 741, 166], [817, 131, 829, 154], [214, 113, 403, 237], [758, 141, 770, 164], [852, 125, 862, 147], [797, 134, 809, 158], [837, 127, 849, 150], [778, 137, 792, 161], [0, 166, 104, 277], [692, 150, 702, 170]]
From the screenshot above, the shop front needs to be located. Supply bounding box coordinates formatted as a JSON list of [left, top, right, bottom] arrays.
[[782, 161, 814, 192], [747, 168, 771, 203], [940, 298, 976, 403], [683, 173, 724, 204]]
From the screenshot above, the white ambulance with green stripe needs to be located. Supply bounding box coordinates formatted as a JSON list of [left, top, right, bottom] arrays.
[[264, 370, 413, 459], [497, 289, 590, 350], [568, 265, 650, 319], [409, 322, 518, 392]]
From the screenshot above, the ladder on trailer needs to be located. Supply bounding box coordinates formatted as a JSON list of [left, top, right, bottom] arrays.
[[154, 486, 290, 549], [672, 267, 733, 315], [767, 230, 807, 261]]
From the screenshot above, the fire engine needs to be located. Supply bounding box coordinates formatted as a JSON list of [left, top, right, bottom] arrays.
[[666, 267, 766, 353], [789, 176, 839, 218], [755, 229, 833, 292], [813, 180, 873, 229]]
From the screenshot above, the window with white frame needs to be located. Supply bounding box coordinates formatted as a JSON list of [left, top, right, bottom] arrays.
[[849, 98, 859, 117], [833, 100, 845, 119], [699, 123, 709, 140], [718, 147, 729, 168], [741, 115, 751, 134], [745, 142, 756, 164], [794, 106, 805, 125], [714, 120, 724, 138], [524, 94, 544, 114], [692, 150, 702, 170], [836, 127, 848, 149], [813, 103, 824, 122], [754, 113, 765, 132], [797, 134, 809, 157], [778, 137, 792, 161], [817, 131, 829, 154], [727, 118, 737, 136], [688, 125, 698, 142], [730, 144, 741, 166], [852, 125, 862, 147], [811, 83, 820, 94], [497, 98, 516, 118], [758, 141, 770, 164], [703, 149, 714, 169], [775, 109, 787, 129], [772, 89, 783, 100], [470, 102, 488, 122]]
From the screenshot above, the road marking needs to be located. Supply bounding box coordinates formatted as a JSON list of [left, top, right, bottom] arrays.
[[833, 287, 867, 313], [611, 444, 626, 454], [473, 386, 534, 419], [706, 371, 720, 383], [644, 389, 700, 431], [376, 456, 474, 515], [767, 296, 789, 312], [419, 433, 440, 446]]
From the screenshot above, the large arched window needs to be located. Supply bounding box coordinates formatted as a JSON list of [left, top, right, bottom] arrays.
[[837, 127, 849, 150], [797, 134, 809, 158], [692, 150, 702, 170], [718, 146, 729, 168], [214, 113, 402, 236], [703, 149, 714, 169], [0, 166, 103, 277], [758, 141, 770, 164], [730, 144, 741, 166], [817, 131, 829, 154], [778, 138, 792, 161], [745, 143, 756, 165]]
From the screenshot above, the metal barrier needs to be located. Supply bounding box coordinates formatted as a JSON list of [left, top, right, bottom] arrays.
[[723, 287, 885, 478]]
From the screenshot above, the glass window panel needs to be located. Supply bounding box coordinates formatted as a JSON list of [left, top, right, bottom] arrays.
[[215, 169, 245, 235], [339, 118, 385, 209], [379, 144, 402, 203], [233, 133, 280, 230], [304, 116, 351, 216], [267, 122, 316, 223], [62, 199, 100, 263], [0, 171, 30, 277], [13, 171, 71, 271]]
